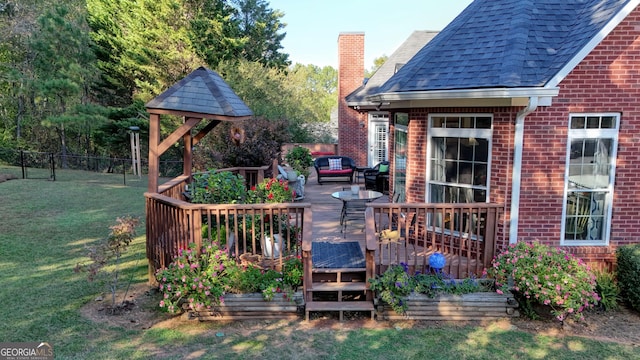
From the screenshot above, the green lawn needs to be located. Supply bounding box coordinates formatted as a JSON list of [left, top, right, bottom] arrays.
[[0, 166, 638, 359]]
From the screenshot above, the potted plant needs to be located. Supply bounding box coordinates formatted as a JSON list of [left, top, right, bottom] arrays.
[[285, 146, 313, 179]]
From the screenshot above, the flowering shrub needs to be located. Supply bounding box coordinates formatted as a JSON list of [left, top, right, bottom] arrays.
[[157, 242, 303, 312], [369, 263, 414, 313], [486, 241, 600, 322], [156, 241, 236, 313], [247, 178, 295, 203], [369, 263, 485, 314]]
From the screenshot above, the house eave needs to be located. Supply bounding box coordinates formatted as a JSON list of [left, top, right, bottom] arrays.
[[365, 87, 559, 108]]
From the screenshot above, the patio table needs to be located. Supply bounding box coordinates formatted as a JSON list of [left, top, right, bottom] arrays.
[[332, 190, 383, 236]]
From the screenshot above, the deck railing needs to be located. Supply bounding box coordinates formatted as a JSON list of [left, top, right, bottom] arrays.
[[364, 203, 506, 278], [156, 159, 277, 202], [145, 193, 311, 279]]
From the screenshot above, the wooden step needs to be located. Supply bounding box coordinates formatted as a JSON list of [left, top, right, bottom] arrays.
[[309, 282, 367, 292], [305, 301, 375, 321], [311, 268, 367, 283]]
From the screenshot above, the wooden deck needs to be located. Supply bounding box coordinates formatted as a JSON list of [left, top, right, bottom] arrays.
[[145, 167, 511, 321], [303, 171, 506, 278]]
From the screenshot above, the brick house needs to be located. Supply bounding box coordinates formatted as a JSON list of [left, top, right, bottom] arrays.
[[337, 0, 640, 268]]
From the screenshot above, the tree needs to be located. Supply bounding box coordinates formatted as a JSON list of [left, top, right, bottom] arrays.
[[186, 0, 243, 67], [87, 0, 202, 104], [365, 55, 388, 78], [230, 0, 289, 68], [31, 5, 100, 166]]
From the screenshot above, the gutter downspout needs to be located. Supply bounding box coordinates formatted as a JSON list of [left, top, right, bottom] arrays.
[[509, 97, 538, 244]]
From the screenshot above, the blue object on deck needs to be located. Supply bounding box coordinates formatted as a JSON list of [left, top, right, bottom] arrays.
[[429, 252, 446, 270], [312, 241, 365, 268]]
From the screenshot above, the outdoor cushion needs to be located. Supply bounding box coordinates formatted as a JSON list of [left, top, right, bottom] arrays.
[[379, 164, 389, 173], [319, 169, 352, 175], [328, 158, 342, 170]]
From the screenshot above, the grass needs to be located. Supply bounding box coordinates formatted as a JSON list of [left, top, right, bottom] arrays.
[[1, 165, 639, 359]]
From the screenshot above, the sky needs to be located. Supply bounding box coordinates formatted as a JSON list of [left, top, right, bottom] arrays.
[[268, 0, 474, 69]]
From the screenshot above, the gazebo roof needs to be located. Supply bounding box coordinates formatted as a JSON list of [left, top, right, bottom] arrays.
[[145, 66, 253, 118]]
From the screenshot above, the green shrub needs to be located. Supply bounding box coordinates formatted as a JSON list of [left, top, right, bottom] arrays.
[[486, 241, 600, 322], [285, 146, 313, 179], [616, 244, 640, 312], [190, 170, 247, 204], [594, 269, 620, 311], [369, 263, 484, 314]]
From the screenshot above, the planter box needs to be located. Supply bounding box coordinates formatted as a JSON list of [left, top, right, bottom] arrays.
[[376, 292, 519, 321], [183, 292, 304, 321]]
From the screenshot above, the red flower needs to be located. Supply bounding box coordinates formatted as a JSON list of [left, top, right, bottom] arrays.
[[268, 193, 274, 200]]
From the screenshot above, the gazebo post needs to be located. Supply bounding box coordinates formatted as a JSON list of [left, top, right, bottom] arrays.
[[148, 113, 161, 193], [183, 117, 196, 180]]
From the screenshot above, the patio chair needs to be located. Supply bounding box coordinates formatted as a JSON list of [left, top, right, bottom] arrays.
[[339, 186, 367, 237], [363, 161, 390, 193]]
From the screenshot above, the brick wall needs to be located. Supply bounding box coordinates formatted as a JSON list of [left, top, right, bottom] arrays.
[[337, 32, 367, 165], [516, 7, 640, 265], [399, 8, 640, 267]]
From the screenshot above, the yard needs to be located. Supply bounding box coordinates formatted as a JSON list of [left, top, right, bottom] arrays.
[[0, 166, 639, 359]]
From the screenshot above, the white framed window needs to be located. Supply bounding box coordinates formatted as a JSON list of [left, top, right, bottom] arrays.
[[427, 114, 492, 204], [562, 113, 619, 245]]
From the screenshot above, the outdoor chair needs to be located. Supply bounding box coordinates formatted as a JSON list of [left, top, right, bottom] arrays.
[[339, 186, 367, 237], [363, 161, 390, 193]]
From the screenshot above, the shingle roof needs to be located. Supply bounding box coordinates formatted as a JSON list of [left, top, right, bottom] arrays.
[[346, 31, 438, 105], [146, 66, 253, 117], [377, 0, 633, 94]]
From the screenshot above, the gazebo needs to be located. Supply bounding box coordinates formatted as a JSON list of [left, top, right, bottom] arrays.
[[144, 66, 253, 193]]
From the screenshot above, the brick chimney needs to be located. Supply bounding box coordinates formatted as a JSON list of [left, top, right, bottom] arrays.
[[337, 32, 366, 164]]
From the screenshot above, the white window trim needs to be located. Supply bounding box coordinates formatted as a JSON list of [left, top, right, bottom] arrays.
[[561, 113, 619, 246], [426, 113, 493, 203]]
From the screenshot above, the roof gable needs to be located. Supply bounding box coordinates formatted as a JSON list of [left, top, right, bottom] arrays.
[[377, 0, 634, 94], [345, 31, 438, 105], [146, 66, 253, 118]]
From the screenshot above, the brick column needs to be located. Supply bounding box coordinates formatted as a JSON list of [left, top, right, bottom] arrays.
[[337, 32, 366, 164]]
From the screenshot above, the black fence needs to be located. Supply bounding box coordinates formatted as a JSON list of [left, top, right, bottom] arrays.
[[0, 148, 183, 183]]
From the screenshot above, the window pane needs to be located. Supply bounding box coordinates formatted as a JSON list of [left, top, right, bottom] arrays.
[[445, 138, 459, 159], [432, 117, 444, 128], [460, 117, 474, 128], [601, 116, 615, 129], [586, 116, 600, 129], [460, 141, 474, 161], [474, 139, 489, 161], [430, 184, 445, 202], [395, 112, 409, 126], [473, 164, 488, 185], [565, 192, 605, 241], [476, 117, 492, 129], [444, 117, 460, 128], [568, 138, 611, 189], [570, 116, 585, 129]]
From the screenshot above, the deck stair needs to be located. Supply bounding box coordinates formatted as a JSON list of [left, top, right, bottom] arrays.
[[305, 267, 375, 321]]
